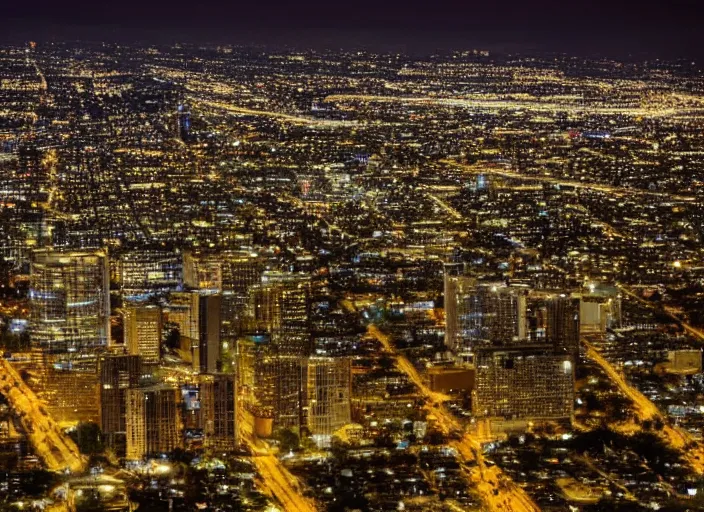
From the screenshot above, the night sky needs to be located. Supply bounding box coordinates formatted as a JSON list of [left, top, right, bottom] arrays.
[[3, 0, 703, 56]]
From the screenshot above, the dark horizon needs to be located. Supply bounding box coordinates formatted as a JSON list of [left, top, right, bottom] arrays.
[[2, 0, 704, 59]]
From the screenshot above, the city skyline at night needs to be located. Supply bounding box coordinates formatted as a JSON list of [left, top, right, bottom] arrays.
[[1, 8, 704, 511]]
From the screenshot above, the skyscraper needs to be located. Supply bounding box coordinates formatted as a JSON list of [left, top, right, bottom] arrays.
[[252, 352, 307, 431], [250, 271, 311, 356], [124, 306, 162, 363], [176, 105, 191, 141], [473, 347, 574, 421], [443, 263, 465, 352], [184, 250, 264, 337], [526, 292, 580, 360], [200, 373, 237, 451], [166, 291, 222, 373], [306, 357, 351, 447], [126, 384, 183, 460], [99, 354, 143, 451], [29, 248, 110, 351], [444, 274, 576, 425], [197, 294, 222, 374], [116, 247, 183, 299], [444, 277, 526, 355]]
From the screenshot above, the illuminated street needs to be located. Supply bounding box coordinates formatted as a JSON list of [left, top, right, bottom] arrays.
[[0, 360, 85, 473], [367, 325, 540, 512]]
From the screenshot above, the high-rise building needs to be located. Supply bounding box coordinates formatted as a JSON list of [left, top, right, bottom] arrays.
[[126, 384, 183, 460], [123, 306, 162, 363], [577, 285, 621, 333], [115, 248, 183, 299], [184, 250, 264, 337], [200, 373, 237, 451], [29, 248, 110, 351], [525, 292, 580, 360], [167, 291, 200, 349], [176, 105, 191, 141], [445, 274, 576, 424], [250, 351, 306, 430], [197, 294, 222, 374], [473, 347, 574, 422], [444, 277, 526, 354], [306, 357, 351, 446], [443, 263, 465, 352], [29, 351, 101, 424], [250, 271, 311, 356], [166, 291, 222, 373], [99, 354, 143, 450]]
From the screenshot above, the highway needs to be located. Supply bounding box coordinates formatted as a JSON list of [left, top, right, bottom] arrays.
[[366, 325, 540, 512], [324, 93, 704, 119], [0, 359, 85, 473], [190, 97, 358, 128], [439, 159, 696, 202], [425, 191, 463, 220]]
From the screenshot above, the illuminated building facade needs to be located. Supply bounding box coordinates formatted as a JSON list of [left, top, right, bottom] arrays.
[[444, 277, 526, 355], [29, 248, 110, 351], [116, 248, 183, 299], [165, 291, 222, 373], [99, 354, 143, 450], [197, 293, 222, 374], [200, 373, 237, 451], [253, 352, 306, 430], [473, 347, 574, 421], [306, 357, 351, 445], [124, 306, 162, 363], [250, 271, 312, 356], [126, 384, 183, 460], [525, 292, 580, 360]]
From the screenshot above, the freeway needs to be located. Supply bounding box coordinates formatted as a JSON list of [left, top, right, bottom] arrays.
[[0, 360, 85, 473], [425, 191, 463, 220], [366, 325, 540, 512], [190, 97, 358, 128], [582, 337, 704, 474], [440, 159, 696, 203], [324, 93, 704, 118]]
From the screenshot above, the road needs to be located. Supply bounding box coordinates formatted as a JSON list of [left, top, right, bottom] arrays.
[[582, 337, 704, 474], [238, 405, 316, 512], [573, 453, 636, 500], [366, 325, 540, 512], [191, 97, 358, 128], [424, 191, 463, 220], [251, 453, 316, 512], [440, 159, 696, 202], [619, 284, 704, 343], [324, 94, 704, 120], [0, 360, 85, 473]]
